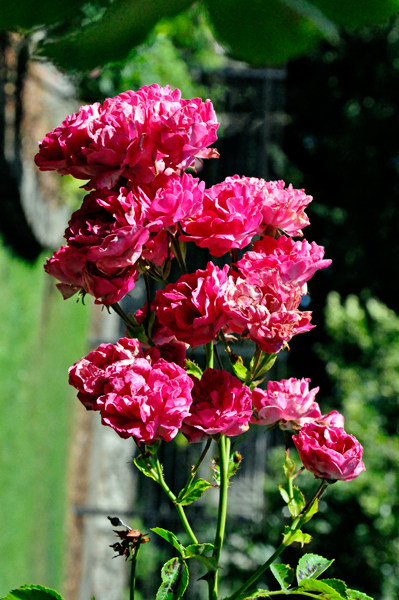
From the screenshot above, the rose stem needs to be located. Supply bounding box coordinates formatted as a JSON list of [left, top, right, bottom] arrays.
[[153, 454, 198, 544], [179, 438, 213, 500], [210, 435, 231, 600], [169, 233, 188, 275]]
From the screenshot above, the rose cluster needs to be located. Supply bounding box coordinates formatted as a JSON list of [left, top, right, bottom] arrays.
[[40, 85, 364, 483], [69, 336, 364, 481]]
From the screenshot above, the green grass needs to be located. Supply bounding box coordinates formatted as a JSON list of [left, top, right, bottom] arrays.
[[0, 241, 90, 596]]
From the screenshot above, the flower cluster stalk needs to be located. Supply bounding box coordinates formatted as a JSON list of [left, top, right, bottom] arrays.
[[210, 435, 231, 600]]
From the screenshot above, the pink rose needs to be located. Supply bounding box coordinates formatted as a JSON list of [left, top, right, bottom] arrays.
[[222, 275, 314, 353], [35, 85, 219, 189], [292, 423, 365, 482], [318, 410, 345, 428], [142, 172, 204, 229], [237, 235, 331, 294], [180, 176, 263, 257], [149, 93, 219, 169], [152, 262, 230, 347], [68, 338, 143, 410], [251, 378, 321, 429], [98, 358, 193, 443], [145, 341, 187, 368], [45, 189, 149, 304], [181, 369, 253, 443], [254, 178, 312, 236]]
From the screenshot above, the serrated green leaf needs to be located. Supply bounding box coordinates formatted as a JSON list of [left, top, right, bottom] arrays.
[[278, 485, 290, 504], [156, 558, 189, 600], [151, 528, 185, 556], [270, 563, 294, 591], [297, 554, 334, 583], [185, 359, 203, 379], [177, 478, 212, 505], [347, 590, 374, 600], [321, 579, 348, 598], [184, 543, 214, 556], [2, 585, 65, 600], [134, 455, 160, 483], [283, 455, 296, 478], [283, 527, 311, 547], [288, 487, 306, 518], [302, 499, 318, 524], [298, 578, 346, 599]]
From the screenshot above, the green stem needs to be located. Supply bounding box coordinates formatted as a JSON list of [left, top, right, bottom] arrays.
[[227, 480, 328, 600], [205, 341, 214, 369], [170, 233, 188, 275], [214, 343, 224, 370], [111, 302, 132, 328], [210, 435, 231, 600], [179, 438, 213, 500], [250, 346, 262, 378], [153, 455, 198, 544], [130, 535, 142, 600]]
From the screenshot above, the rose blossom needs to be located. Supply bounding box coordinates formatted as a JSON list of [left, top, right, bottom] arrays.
[[222, 275, 314, 353], [181, 369, 253, 443], [145, 341, 187, 368], [180, 176, 263, 257], [292, 423, 365, 481], [251, 177, 312, 236], [237, 235, 331, 294], [35, 85, 219, 189], [251, 378, 321, 429], [98, 357, 193, 443], [152, 262, 230, 347], [68, 338, 143, 410], [45, 189, 149, 304], [318, 410, 345, 428], [140, 172, 204, 229]]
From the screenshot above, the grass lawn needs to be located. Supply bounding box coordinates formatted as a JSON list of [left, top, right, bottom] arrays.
[[0, 241, 90, 596]]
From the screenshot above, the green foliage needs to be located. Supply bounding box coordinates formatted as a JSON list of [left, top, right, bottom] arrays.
[[185, 359, 203, 380], [296, 554, 334, 583], [270, 563, 294, 591], [3, 0, 399, 71], [155, 558, 189, 600], [1, 585, 64, 600], [151, 528, 185, 556], [176, 478, 213, 505]]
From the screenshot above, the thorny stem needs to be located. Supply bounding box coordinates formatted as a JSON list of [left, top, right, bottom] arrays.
[[143, 272, 152, 336], [210, 435, 231, 600], [179, 438, 213, 500], [227, 480, 329, 600], [153, 455, 198, 544]]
